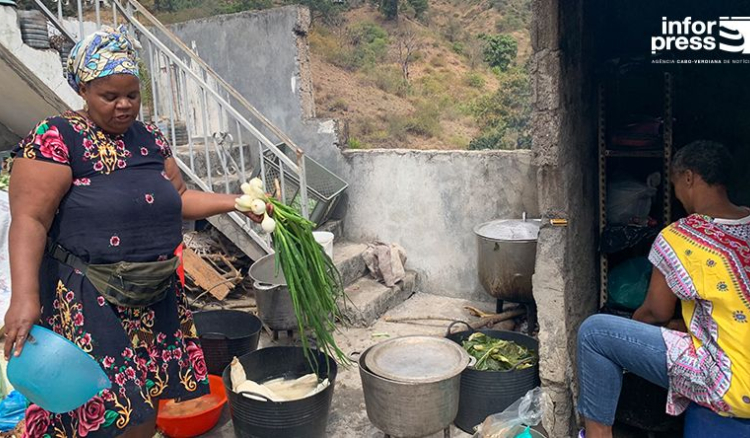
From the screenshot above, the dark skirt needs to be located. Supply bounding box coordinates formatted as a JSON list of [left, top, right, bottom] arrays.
[[22, 259, 209, 438]]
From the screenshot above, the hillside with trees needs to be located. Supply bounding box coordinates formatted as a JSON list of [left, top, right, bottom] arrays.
[[148, 0, 533, 150]]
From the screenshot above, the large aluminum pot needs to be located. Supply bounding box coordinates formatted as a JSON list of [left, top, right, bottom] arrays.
[[356, 336, 469, 437], [248, 253, 298, 331], [474, 215, 541, 303]]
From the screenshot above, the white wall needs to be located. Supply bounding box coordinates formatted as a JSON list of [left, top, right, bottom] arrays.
[[0, 6, 76, 138], [0, 6, 81, 122], [342, 149, 538, 301]]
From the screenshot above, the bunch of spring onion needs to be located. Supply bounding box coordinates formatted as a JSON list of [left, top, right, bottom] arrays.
[[235, 178, 349, 369]]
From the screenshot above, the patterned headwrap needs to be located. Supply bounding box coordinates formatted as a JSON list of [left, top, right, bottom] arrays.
[[66, 25, 140, 93]]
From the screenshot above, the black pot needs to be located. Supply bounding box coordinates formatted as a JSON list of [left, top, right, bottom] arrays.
[[221, 346, 337, 438], [445, 321, 540, 434], [193, 310, 262, 376]]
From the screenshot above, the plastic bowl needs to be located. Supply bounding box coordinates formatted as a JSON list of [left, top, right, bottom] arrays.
[[157, 374, 227, 437], [6, 325, 111, 413]]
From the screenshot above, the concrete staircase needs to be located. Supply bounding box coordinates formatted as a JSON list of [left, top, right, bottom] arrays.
[[4, 1, 418, 326], [173, 128, 417, 326], [14, 0, 320, 263], [332, 238, 418, 327]]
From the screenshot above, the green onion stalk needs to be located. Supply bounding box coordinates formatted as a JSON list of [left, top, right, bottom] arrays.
[[266, 198, 351, 372]]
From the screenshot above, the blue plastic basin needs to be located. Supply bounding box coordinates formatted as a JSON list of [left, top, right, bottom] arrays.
[[7, 325, 110, 413]]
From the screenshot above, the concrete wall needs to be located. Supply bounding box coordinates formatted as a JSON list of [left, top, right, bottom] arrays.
[[0, 6, 73, 139], [0, 123, 20, 151], [0, 6, 77, 137], [163, 6, 541, 299], [343, 149, 538, 301], [167, 6, 342, 173], [531, 0, 599, 436]]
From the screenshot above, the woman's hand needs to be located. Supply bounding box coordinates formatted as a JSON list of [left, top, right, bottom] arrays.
[[4, 297, 41, 359], [243, 211, 264, 224], [242, 201, 274, 224]]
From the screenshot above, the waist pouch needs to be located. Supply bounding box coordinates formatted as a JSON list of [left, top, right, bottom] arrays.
[[48, 242, 179, 308]]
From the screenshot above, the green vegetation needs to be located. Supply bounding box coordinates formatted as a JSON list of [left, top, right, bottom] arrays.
[[364, 65, 410, 96], [222, 0, 275, 14], [492, 0, 532, 32], [347, 137, 363, 149], [146, 0, 532, 151], [469, 65, 531, 150], [311, 22, 390, 71], [407, 0, 429, 19], [479, 33, 518, 71], [465, 72, 486, 89], [137, 59, 154, 109], [378, 0, 399, 20]]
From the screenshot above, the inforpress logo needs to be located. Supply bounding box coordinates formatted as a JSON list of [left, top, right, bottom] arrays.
[[719, 17, 750, 54], [651, 16, 750, 55]]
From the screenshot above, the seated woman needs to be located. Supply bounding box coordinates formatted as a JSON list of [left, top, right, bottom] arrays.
[[577, 141, 750, 438]]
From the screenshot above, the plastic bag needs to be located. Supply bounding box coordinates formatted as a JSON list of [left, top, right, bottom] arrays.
[[0, 391, 27, 432], [606, 173, 660, 225], [608, 257, 652, 310], [473, 387, 544, 438]]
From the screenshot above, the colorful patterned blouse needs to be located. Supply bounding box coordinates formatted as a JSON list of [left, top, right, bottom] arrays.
[[650, 213, 750, 418]]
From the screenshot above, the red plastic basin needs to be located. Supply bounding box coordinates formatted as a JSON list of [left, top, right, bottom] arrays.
[[157, 375, 227, 438]]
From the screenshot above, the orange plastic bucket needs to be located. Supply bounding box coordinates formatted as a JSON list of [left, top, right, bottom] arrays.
[[157, 374, 227, 437]]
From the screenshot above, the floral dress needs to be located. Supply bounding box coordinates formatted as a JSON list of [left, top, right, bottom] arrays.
[[12, 111, 209, 438]]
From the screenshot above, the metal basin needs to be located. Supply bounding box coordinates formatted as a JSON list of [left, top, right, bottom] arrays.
[[474, 217, 541, 303], [356, 340, 465, 437], [248, 254, 298, 331]]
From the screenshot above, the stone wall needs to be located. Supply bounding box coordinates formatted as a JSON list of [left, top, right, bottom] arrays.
[[530, 0, 599, 436], [0, 122, 20, 151], [343, 149, 538, 301], [165, 7, 540, 299], [0, 6, 77, 137], [166, 6, 343, 174]]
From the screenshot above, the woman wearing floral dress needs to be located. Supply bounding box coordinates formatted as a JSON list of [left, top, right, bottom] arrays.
[[4, 27, 261, 437]]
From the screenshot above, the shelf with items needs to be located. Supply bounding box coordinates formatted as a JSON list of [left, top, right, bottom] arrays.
[[598, 71, 674, 309]]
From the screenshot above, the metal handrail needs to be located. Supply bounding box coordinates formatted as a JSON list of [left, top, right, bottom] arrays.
[[28, 0, 311, 224], [118, 0, 311, 219], [31, 0, 75, 42], [111, 1, 301, 173], [124, 0, 306, 157]]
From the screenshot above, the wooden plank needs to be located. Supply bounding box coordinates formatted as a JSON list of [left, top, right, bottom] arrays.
[[182, 247, 233, 300]]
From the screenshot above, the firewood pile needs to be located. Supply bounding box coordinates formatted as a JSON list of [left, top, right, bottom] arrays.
[[182, 228, 257, 312]]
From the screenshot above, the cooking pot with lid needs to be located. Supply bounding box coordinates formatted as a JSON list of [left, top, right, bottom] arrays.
[[474, 213, 541, 303], [355, 336, 471, 437]]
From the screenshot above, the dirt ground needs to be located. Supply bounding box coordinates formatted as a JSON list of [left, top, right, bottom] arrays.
[[203, 292, 496, 438]]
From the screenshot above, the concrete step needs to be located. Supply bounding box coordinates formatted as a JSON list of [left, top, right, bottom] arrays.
[[340, 271, 418, 327], [316, 219, 343, 240], [332, 242, 367, 288]]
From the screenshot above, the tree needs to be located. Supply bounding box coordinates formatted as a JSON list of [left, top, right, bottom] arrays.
[[379, 0, 398, 20], [407, 0, 429, 19], [469, 65, 531, 150], [478, 33, 517, 71], [396, 25, 421, 82]]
